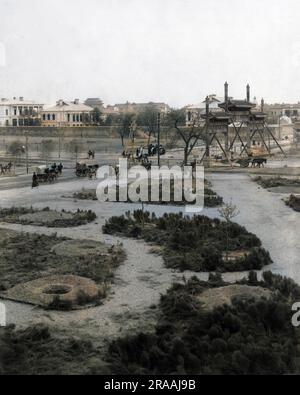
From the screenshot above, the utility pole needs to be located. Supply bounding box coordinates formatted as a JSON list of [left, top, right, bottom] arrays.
[[157, 112, 161, 166], [25, 134, 29, 174]]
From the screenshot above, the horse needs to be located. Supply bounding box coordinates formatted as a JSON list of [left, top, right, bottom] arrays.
[[251, 158, 267, 168]]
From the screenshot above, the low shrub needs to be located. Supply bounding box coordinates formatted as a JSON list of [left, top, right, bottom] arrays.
[[103, 211, 272, 272], [107, 273, 299, 375]]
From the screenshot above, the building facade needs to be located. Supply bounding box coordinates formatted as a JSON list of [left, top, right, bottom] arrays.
[[104, 101, 170, 116], [185, 95, 223, 126], [0, 97, 44, 127], [41, 99, 94, 127], [264, 103, 300, 124]]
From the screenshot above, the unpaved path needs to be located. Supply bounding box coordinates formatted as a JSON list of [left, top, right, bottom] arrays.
[[210, 172, 300, 283], [0, 178, 216, 343]]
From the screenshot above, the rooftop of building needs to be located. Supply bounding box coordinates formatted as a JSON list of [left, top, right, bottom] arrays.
[[0, 97, 44, 106], [43, 100, 93, 112]]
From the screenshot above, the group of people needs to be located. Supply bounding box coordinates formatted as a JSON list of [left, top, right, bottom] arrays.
[[88, 150, 95, 160]]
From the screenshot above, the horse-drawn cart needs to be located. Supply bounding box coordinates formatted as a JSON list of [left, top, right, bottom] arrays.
[[76, 161, 99, 178], [33, 165, 58, 183]]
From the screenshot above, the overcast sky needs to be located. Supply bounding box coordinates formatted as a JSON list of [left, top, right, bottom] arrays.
[[0, 0, 299, 107]]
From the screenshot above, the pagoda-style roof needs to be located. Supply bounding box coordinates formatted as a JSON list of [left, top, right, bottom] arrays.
[[219, 99, 256, 112], [249, 111, 267, 121], [201, 111, 230, 123]]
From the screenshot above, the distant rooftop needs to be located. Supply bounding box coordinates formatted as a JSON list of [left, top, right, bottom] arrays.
[[0, 97, 43, 106], [43, 99, 93, 112]]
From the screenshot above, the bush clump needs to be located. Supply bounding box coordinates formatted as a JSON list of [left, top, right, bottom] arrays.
[[0, 324, 110, 375], [107, 273, 299, 375], [0, 207, 97, 228], [285, 195, 300, 212], [103, 211, 272, 272], [254, 176, 300, 189], [0, 232, 125, 290]]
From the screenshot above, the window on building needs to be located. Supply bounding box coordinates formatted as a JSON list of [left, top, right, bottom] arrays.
[[76, 115, 79, 122], [67, 114, 70, 122], [52, 114, 55, 121], [73, 114, 76, 122], [47, 114, 51, 121], [43, 114, 46, 121], [14, 107, 17, 116], [12, 119, 18, 127], [5, 109, 8, 116]]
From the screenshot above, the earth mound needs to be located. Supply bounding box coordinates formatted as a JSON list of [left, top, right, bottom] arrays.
[[197, 284, 272, 311], [1, 275, 100, 309]]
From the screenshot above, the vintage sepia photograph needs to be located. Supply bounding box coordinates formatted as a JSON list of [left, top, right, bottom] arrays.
[[0, 0, 300, 379]]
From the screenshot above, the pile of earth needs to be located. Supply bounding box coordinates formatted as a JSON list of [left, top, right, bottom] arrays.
[[2, 275, 101, 310], [197, 284, 272, 311], [0, 207, 97, 227]]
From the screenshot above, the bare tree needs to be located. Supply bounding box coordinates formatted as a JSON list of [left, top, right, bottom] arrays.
[[167, 109, 204, 166], [218, 202, 240, 261], [117, 113, 136, 148], [137, 105, 158, 145], [41, 140, 55, 165]]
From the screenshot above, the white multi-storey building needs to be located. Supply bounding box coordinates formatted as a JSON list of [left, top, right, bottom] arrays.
[[41, 99, 94, 127], [0, 97, 44, 127]]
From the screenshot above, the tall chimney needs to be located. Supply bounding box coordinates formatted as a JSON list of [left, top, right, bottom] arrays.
[[206, 96, 209, 117], [246, 84, 250, 102], [261, 98, 265, 112], [224, 82, 229, 112]]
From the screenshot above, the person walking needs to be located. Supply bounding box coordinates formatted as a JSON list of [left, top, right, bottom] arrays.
[[32, 172, 39, 189]]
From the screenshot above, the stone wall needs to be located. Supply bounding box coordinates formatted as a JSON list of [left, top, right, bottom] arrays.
[[0, 126, 119, 138]]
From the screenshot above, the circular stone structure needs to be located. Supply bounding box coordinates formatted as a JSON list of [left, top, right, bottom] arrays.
[[1, 275, 100, 309], [51, 239, 110, 258]]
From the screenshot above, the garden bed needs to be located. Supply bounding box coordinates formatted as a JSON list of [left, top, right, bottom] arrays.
[[0, 229, 125, 309], [102, 211, 272, 272], [107, 272, 300, 375], [0, 207, 97, 227], [285, 194, 300, 212], [253, 176, 300, 189], [72, 181, 223, 208]]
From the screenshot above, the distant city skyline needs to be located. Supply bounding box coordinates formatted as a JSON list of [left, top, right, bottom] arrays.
[[0, 0, 300, 107]]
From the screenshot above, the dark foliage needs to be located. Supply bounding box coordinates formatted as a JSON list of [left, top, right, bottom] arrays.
[[103, 211, 272, 272], [108, 273, 299, 375], [285, 195, 300, 212], [0, 324, 110, 375], [254, 176, 300, 189], [0, 232, 125, 290]]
